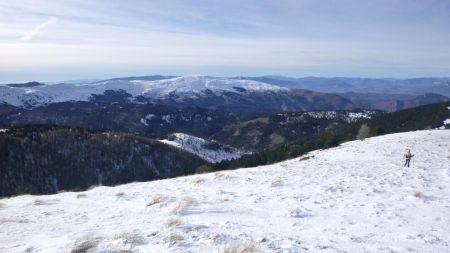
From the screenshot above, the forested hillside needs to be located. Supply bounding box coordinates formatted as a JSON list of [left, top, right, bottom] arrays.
[[0, 125, 206, 197], [364, 101, 450, 134], [0, 102, 246, 139], [212, 110, 378, 151]]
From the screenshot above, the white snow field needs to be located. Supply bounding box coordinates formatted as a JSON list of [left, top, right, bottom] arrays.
[[160, 133, 244, 163], [1, 130, 450, 253]]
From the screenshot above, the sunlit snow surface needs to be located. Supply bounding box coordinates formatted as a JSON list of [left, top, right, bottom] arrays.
[[1, 130, 449, 252]]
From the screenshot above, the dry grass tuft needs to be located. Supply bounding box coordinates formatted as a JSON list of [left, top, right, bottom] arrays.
[[164, 234, 185, 244], [114, 231, 144, 245], [223, 242, 258, 253], [171, 197, 196, 214], [147, 194, 166, 207], [166, 218, 181, 228], [70, 237, 102, 253], [192, 178, 206, 186]]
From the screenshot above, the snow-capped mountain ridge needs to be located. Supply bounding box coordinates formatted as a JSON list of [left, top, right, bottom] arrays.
[[1, 130, 449, 252], [0, 76, 286, 108]]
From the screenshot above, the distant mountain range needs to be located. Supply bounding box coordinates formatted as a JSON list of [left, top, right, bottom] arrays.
[[0, 75, 448, 113], [0, 76, 284, 108], [235, 76, 450, 96]]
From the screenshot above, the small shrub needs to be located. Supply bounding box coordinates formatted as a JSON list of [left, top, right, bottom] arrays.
[[414, 191, 424, 198], [76, 193, 87, 199], [18, 184, 38, 195], [195, 165, 213, 174], [115, 192, 125, 198]]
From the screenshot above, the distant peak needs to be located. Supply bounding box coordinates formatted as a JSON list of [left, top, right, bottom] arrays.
[[6, 81, 45, 88]]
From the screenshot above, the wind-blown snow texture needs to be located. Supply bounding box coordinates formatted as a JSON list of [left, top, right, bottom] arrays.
[[0, 76, 285, 108], [1, 130, 449, 252], [160, 133, 243, 163]]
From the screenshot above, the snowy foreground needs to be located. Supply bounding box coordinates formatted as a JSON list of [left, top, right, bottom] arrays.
[[1, 130, 450, 253]]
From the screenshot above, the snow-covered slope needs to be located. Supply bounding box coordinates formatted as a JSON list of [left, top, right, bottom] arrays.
[[0, 76, 286, 108], [160, 133, 243, 163], [1, 130, 450, 252]]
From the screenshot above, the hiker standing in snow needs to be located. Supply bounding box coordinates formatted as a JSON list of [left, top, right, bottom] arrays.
[[404, 149, 414, 167]]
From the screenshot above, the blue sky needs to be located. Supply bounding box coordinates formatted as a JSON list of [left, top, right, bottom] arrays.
[[0, 0, 449, 82]]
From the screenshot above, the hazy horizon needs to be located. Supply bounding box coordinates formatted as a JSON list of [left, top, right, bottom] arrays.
[[3, 74, 450, 85]]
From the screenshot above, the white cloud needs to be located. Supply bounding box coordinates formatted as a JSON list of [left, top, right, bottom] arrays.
[[19, 16, 57, 41]]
